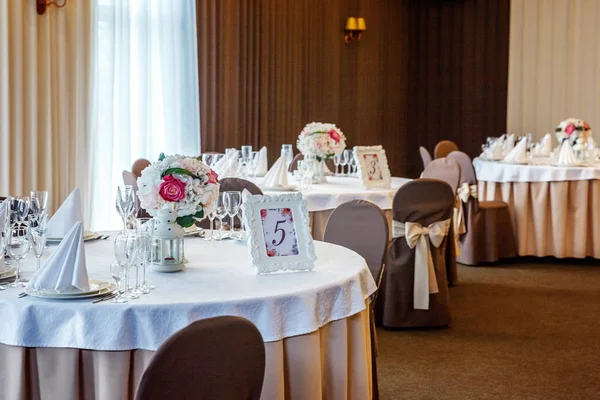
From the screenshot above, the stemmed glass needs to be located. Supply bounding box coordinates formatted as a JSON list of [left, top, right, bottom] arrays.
[[28, 214, 48, 271], [30, 191, 48, 216], [202, 153, 214, 167], [116, 186, 135, 231], [204, 209, 217, 241], [349, 154, 358, 176], [5, 227, 31, 288], [134, 218, 154, 294], [0, 237, 6, 290], [342, 150, 352, 176], [109, 263, 128, 303], [333, 154, 342, 176], [9, 197, 30, 226], [224, 191, 241, 239], [114, 230, 139, 299], [281, 144, 294, 169], [241, 145, 253, 177], [214, 194, 227, 240], [250, 151, 260, 180]]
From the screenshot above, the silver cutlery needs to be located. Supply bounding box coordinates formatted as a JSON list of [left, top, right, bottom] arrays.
[[92, 293, 117, 303], [17, 292, 27, 298]]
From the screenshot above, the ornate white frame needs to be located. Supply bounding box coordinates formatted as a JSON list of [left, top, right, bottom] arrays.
[[353, 145, 392, 189], [241, 192, 316, 274]]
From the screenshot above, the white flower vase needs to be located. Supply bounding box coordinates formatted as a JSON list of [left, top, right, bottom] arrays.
[[312, 160, 327, 184], [152, 209, 185, 272]]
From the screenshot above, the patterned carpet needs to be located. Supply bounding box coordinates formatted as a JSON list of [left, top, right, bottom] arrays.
[[377, 258, 600, 399]]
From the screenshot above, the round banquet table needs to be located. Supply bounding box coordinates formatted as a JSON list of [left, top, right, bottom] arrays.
[[0, 236, 377, 400], [474, 157, 600, 258], [261, 176, 410, 240]]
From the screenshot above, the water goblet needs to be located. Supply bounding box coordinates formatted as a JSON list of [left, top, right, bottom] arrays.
[[114, 230, 139, 299], [134, 218, 154, 293], [30, 191, 48, 216], [342, 150, 353, 176], [214, 194, 227, 240], [204, 209, 217, 241], [116, 186, 135, 231], [110, 263, 128, 303], [333, 154, 342, 176], [9, 197, 29, 226], [224, 191, 241, 239], [281, 144, 293, 169], [5, 227, 31, 288]]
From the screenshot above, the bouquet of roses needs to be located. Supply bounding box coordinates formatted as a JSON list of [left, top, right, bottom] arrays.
[[296, 122, 346, 161], [137, 153, 219, 228], [555, 118, 592, 146]]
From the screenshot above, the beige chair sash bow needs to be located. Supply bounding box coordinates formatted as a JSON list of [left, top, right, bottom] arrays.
[[454, 183, 478, 236], [392, 219, 451, 310]]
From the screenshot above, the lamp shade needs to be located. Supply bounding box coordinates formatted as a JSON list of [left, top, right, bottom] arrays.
[[357, 18, 366, 31], [345, 17, 358, 30]]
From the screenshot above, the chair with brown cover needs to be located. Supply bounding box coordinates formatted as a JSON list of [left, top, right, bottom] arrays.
[[135, 316, 265, 400], [434, 140, 459, 159], [419, 146, 432, 170], [447, 151, 517, 265], [376, 179, 454, 328], [421, 157, 461, 193], [132, 158, 151, 178], [323, 199, 389, 399]]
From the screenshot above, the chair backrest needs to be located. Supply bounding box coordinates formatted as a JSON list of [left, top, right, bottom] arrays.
[[419, 146, 432, 169], [323, 200, 389, 285], [132, 158, 151, 178], [219, 178, 263, 195], [392, 179, 454, 226], [135, 316, 266, 400], [288, 153, 303, 172], [420, 157, 461, 193], [447, 151, 476, 185], [434, 140, 458, 159]]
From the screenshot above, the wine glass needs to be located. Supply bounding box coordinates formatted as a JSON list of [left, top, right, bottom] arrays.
[[342, 150, 353, 176], [333, 154, 342, 176], [224, 191, 241, 239], [30, 191, 48, 216], [28, 214, 48, 271], [349, 154, 358, 176], [250, 151, 260, 179], [110, 263, 128, 303], [5, 227, 31, 288], [281, 144, 293, 169], [204, 209, 217, 241], [9, 197, 29, 226], [214, 194, 227, 240], [202, 153, 214, 167], [116, 186, 135, 231], [114, 230, 139, 299], [339, 152, 349, 176], [134, 218, 154, 294]]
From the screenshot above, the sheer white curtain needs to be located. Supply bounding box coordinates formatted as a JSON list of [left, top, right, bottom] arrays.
[[90, 0, 200, 230]]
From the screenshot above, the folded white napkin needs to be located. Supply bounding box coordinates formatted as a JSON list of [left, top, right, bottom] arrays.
[[255, 146, 268, 177], [484, 139, 504, 160], [213, 151, 240, 178], [556, 140, 579, 165], [503, 134, 515, 153], [46, 189, 83, 239], [28, 221, 90, 293], [503, 138, 528, 163], [262, 155, 289, 188], [539, 133, 552, 156]]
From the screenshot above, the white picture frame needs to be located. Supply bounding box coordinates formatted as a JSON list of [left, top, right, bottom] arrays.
[[241, 192, 316, 274], [353, 145, 392, 189]]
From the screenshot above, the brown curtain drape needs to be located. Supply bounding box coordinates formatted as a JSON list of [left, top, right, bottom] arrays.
[[196, 0, 408, 174], [405, 0, 511, 177]]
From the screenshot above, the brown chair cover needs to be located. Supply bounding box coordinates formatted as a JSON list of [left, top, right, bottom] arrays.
[[132, 158, 151, 178], [434, 140, 459, 159], [447, 151, 517, 265], [376, 179, 454, 328], [421, 158, 461, 193], [288, 153, 335, 173], [419, 146, 432, 170], [135, 316, 265, 400], [323, 199, 389, 399]]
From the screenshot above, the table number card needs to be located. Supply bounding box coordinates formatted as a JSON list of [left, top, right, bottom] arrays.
[[242, 192, 316, 274], [354, 145, 392, 189]]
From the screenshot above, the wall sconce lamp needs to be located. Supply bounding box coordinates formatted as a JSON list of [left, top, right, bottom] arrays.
[[37, 0, 67, 15], [344, 17, 366, 44]]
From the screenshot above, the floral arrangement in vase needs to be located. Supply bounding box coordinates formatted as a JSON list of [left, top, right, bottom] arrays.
[[137, 153, 219, 228], [296, 122, 346, 161], [555, 118, 592, 147]]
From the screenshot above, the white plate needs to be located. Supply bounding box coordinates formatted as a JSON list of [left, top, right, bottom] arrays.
[[183, 226, 204, 237], [25, 281, 117, 300], [260, 185, 298, 192], [47, 231, 101, 243], [500, 160, 529, 165], [27, 279, 111, 298]]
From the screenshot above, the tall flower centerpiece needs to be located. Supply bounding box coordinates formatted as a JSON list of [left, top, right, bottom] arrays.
[[296, 122, 346, 183], [555, 118, 592, 148], [137, 154, 219, 271]]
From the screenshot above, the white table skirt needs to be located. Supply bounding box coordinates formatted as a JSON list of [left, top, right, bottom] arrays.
[[0, 238, 376, 351], [261, 176, 409, 212], [473, 157, 600, 182]]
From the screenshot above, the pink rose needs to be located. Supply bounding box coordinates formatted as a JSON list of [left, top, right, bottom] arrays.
[[159, 175, 186, 202], [328, 129, 341, 143], [207, 169, 219, 184], [584, 122, 591, 130], [564, 123, 576, 136]]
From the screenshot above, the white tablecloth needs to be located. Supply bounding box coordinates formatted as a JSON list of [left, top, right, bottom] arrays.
[[260, 176, 409, 211], [0, 238, 376, 351], [473, 157, 600, 182]]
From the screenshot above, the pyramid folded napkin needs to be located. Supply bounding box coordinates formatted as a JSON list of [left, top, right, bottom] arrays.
[[46, 189, 83, 239], [255, 146, 268, 177], [214, 151, 240, 178], [484, 139, 504, 160], [28, 221, 90, 293], [262, 155, 289, 188], [502, 134, 515, 153], [539, 133, 552, 155], [503, 138, 528, 163], [556, 140, 579, 165]]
